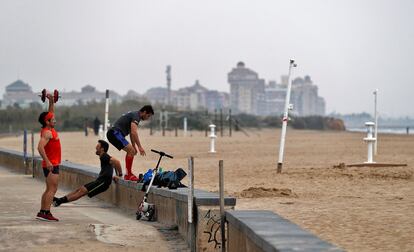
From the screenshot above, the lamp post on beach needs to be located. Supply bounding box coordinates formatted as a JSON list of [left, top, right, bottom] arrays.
[[103, 89, 109, 140], [364, 122, 376, 163], [209, 124, 217, 153], [277, 59, 297, 173], [373, 89, 378, 155]]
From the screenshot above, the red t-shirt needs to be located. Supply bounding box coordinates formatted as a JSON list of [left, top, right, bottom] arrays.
[[40, 128, 61, 167]]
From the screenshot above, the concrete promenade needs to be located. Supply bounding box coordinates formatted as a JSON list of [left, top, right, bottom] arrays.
[[0, 165, 188, 252]]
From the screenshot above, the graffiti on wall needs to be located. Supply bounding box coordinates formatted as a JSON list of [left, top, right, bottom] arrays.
[[203, 210, 223, 248]]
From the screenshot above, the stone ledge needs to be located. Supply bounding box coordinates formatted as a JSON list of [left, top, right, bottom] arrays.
[[0, 148, 236, 208], [60, 160, 236, 207], [0, 148, 22, 156], [122, 181, 236, 206], [226, 210, 343, 252]]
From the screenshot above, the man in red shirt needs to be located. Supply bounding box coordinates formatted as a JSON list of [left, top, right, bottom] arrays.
[[36, 93, 61, 221]]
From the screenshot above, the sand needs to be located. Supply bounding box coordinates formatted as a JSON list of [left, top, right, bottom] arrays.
[[1, 128, 413, 252]]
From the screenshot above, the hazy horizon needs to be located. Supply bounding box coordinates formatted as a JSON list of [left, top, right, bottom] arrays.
[[1, 0, 413, 117]]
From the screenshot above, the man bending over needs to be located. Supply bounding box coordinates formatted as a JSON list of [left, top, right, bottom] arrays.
[[106, 105, 154, 181]]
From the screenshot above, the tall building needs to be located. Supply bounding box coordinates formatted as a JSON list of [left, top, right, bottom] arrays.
[[228, 62, 326, 116], [175, 80, 208, 110], [205, 90, 229, 111], [264, 80, 286, 115], [145, 87, 169, 105], [166, 65, 172, 105], [2, 80, 37, 108], [228, 62, 266, 115], [290, 76, 325, 116], [145, 80, 229, 111]]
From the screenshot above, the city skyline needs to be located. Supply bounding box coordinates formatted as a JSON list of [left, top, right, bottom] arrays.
[[1, 0, 413, 117], [3, 71, 324, 118]]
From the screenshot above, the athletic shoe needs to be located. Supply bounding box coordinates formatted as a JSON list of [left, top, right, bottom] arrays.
[[36, 212, 59, 222], [52, 198, 61, 207], [124, 174, 138, 181]]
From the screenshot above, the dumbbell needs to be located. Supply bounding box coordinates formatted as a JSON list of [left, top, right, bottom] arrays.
[[39, 89, 61, 103]]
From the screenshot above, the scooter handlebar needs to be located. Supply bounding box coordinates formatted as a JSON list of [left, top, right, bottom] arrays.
[[151, 149, 173, 159]]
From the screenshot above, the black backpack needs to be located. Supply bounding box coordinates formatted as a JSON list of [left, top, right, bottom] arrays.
[[142, 168, 187, 191], [155, 168, 187, 189]]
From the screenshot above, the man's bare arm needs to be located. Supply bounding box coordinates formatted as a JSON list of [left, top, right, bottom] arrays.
[[129, 132, 137, 152], [110, 157, 123, 182], [38, 131, 52, 169], [47, 93, 55, 113], [110, 157, 122, 176], [130, 122, 146, 156], [130, 122, 141, 147]]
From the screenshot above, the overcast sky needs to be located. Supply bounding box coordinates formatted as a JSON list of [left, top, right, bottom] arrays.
[[0, 0, 413, 117]]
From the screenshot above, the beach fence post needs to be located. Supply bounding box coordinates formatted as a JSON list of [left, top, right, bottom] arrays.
[[183, 117, 187, 137], [373, 89, 378, 155], [209, 124, 217, 153], [277, 59, 297, 173], [205, 110, 209, 137], [23, 129, 27, 166], [229, 109, 232, 137], [214, 109, 217, 128], [164, 111, 169, 130], [364, 122, 376, 163], [162, 124, 165, 137], [220, 109, 223, 137], [31, 131, 35, 178], [103, 89, 109, 140], [188, 157, 195, 251], [159, 110, 163, 132], [219, 160, 226, 252], [99, 124, 104, 139]]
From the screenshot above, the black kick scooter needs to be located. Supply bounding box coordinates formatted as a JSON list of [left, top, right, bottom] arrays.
[[136, 149, 173, 221]]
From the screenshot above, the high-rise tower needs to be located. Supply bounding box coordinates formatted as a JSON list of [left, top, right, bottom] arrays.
[[166, 65, 171, 105]]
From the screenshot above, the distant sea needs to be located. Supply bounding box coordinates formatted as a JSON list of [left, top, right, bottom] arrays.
[[347, 127, 412, 135]]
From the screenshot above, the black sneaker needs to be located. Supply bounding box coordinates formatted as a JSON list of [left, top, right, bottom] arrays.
[[52, 198, 61, 207]]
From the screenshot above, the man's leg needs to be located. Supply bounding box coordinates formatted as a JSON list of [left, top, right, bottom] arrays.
[[37, 171, 59, 221], [54, 178, 110, 207], [107, 129, 137, 180], [41, 186, 47, 211], [66, 186, 88, 201], [54, 186, 88, 207], [40, 168, 50, 211], [123, 144, 138, 181], [44, 173, 59, 211]]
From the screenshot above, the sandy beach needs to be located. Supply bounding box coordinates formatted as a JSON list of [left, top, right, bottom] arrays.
[[1, 128, 413, 252]]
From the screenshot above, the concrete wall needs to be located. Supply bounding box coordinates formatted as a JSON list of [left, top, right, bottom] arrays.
[[0, 148, 29, 174], [226, 210, 343, 252]]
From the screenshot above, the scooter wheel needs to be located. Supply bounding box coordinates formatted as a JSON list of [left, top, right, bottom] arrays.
[[136, 212, 142, 220], [147, 208, 155, 221]]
